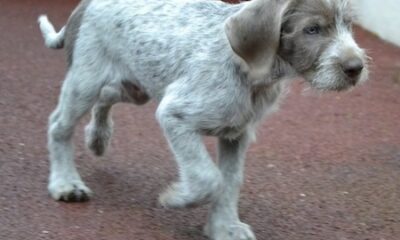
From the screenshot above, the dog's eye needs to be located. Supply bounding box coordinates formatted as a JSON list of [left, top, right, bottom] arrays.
[[304, 25, 321, 35]]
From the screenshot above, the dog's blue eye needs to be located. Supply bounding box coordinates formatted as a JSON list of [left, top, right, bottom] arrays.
[[304, 25, 321, 35]]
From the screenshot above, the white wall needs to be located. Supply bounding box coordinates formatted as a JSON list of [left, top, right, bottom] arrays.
[[352, 0, 400, 46]]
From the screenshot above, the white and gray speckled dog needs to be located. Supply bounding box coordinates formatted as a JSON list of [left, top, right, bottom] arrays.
[[38, 0, 368, 239]]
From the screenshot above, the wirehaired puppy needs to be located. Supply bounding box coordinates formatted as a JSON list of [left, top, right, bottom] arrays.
[[38, 0, 368, 239]]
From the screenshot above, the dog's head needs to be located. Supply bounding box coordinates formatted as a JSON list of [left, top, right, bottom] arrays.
[[225, 0, 369, 91]]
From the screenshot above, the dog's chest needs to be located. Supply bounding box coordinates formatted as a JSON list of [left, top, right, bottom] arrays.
[[204, 82, 283, 139]]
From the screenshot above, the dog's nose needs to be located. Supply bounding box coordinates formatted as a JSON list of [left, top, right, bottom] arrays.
[[341, 57, 364, 82]]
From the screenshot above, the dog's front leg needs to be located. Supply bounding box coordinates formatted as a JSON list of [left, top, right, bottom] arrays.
[[156, 96, 223, 208], [205, 132, 256, 240]]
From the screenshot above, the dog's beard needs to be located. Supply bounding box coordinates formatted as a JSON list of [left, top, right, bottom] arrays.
[[308, 66, 352, 91], [303, 55, 367, 92], [309, 64, 368, 92], [303, 41, 369, 92]]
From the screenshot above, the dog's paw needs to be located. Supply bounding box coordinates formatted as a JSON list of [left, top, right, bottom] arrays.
[[204, 222, 256, 240], [158, 178, 221, 209], [48, 178, 92, 202]]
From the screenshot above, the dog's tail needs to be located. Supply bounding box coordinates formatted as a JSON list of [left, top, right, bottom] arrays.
[[38, 15, 65, 49]]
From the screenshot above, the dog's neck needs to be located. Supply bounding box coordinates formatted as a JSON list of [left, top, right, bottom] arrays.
[[232, 54, 294, 87], [271, 56, 297, 81], [236, 56, 296, 90]]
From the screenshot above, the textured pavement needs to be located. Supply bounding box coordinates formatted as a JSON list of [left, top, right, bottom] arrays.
[[0, 1, 400, 240]]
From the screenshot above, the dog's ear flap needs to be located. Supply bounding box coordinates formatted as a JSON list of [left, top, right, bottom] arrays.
[[225, 0, 291, 79]]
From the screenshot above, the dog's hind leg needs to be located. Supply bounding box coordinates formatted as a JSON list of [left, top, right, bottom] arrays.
[[85, 86, 120, 156], [47, 69, 100, 202], [85, 81, 150, 156]]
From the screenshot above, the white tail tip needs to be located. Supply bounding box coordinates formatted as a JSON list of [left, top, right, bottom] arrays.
[[38, 15, 65, 49]]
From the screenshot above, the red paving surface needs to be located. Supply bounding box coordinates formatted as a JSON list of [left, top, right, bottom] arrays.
[[1, 1, 400, 240]]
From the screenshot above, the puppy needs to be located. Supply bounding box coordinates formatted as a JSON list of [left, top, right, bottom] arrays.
[[38, 0, 368, 239]]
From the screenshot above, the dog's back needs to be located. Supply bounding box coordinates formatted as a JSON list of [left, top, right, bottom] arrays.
[[40, 0, 242, 100]]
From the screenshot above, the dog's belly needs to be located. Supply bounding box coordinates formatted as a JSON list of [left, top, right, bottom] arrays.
[[200, 125, 247, 139], [120, 81, 150, 105]]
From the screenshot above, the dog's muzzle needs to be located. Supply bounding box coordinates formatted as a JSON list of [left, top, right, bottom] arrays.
[[341, 56, 364, 86]]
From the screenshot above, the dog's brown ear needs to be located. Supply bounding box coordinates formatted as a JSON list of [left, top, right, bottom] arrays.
[[225, 0, 291, 79]]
